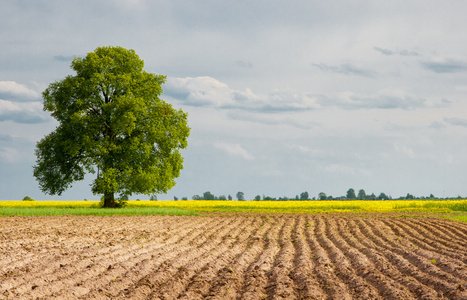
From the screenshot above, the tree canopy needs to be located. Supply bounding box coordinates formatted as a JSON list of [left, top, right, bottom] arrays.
[[33, 46, 190, 207]]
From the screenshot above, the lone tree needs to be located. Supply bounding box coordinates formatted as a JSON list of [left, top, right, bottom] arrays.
[[33, 46, 190, 207]]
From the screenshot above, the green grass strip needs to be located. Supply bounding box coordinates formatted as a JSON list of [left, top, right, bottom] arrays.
[[0, 207, 198, 217]]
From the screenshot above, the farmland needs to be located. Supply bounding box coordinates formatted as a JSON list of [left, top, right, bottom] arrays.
[[1, 211, 467, 299]]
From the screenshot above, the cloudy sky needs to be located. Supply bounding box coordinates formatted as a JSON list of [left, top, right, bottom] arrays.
[[2, 0, 467, 200]]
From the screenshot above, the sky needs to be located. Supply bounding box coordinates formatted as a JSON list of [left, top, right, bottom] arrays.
[[1, 0, 467, 200]]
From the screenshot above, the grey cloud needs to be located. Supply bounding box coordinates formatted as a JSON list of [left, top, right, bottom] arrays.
[[227, 111, 320, 130], [429, 121, 445, 129], [235, 60, 253, 69], [0, 111, 49, 124], [54, 55, 76, 62], [319, 93, 427, 110], [374, 47, 419, 57], [421, 59, 467, 73], [444, 117, 467, 127], [312, 63, 376, 78], [0, 134, 13, 142], [0, 112, 48, 124]]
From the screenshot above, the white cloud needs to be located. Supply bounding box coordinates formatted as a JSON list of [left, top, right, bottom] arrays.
[[214, 142, 254, 160], [165, 76, 319, 113], [0, 100, 49, 123], [0, 147, 21, 163], [0, 81, 40, 101], [394, 144, 416, 158]]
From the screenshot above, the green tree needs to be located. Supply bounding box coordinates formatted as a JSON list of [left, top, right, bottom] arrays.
[[203, 191, 215, 200], [377, 192, 389, 200], [318, 192, 327, 200], [254, 195, 261, 201], [33, 46, 190, 208], [357, 189, 366, 200], [346, 188, 356, 199], [300, 191, 309, 200], [236, 191, 245, 201]]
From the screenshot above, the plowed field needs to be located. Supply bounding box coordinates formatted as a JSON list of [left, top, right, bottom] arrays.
[[1, 214, 466, 299]]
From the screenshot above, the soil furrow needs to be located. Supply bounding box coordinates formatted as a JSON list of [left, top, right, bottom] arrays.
[[417, 218, 467, 242], [358, 218, 467, 299], [263, 215, 297, 299], [18, 216, 226, 299], [309, 216, 372, 300], [203, 215, 275, 299], [322, 216, 415, 299], [110, 217, 246, 300], [381, 218, 467, 274], [166, 217, 260, 299], [238, 216, 287, 300], [0, 215, 192, 272], [386, 218, 467, 256], [340, 217, 442, 299], [289, 215, 326, 299]]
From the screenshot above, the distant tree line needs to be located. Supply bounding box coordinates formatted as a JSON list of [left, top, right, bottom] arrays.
[[164, 189, 463, 201]]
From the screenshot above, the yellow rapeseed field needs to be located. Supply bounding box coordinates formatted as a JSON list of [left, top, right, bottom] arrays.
[[2, 199, 465, 214]]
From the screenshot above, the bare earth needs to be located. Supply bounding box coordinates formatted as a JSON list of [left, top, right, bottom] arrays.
[[1, 214, 466, 299]]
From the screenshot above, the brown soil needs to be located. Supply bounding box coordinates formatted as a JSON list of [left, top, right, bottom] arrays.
[[1, 214, 466, 299]]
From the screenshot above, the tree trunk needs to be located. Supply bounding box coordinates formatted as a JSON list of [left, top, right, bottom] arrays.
[[103, 191, 116, 208]]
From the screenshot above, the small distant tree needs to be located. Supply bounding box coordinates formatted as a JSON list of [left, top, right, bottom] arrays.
[[228, 194, 232, 201], [218, 195, 227, 200], [254, 195, 261, 201], [203, 191, 215, 200], [357, 189, 366, 200], [318, 192, 327, 200], [236, 191, 245, 201], [181, 197, 188, 200], [377, 192, 389, 200], [300, 191, 309, 200], [22, 196, 34, 201], [174, 196, 178, 201], [150, 195, 157, 201], [346, 188, 356, 199], [192, 195, 201, 200]]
